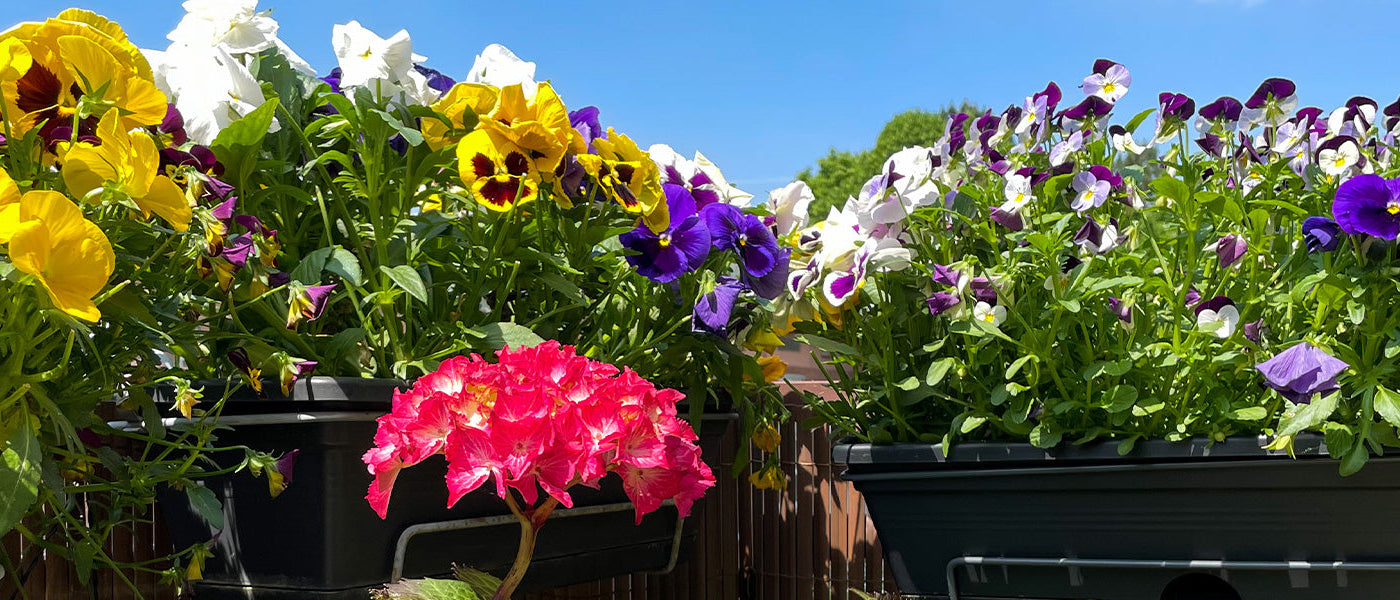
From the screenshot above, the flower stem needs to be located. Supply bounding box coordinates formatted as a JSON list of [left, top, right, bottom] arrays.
[[495, 494, 560, 600]]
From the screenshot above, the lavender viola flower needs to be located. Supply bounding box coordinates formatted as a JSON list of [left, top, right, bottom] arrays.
[[286, 283, 336, 329], [693, 277, 743, 335], [1241, 78, 1298, 129], [743, 247, 791, 301], [702, 203, 779, 277], [931, 263, 963, 287], [1195, 96, 1243, 134], [621, 184, 712, 283], [160, 104, 188, 146], [1332, 174, 1400, 239], [1107, 297, 1131, 324], [412, 64, 456, 95], [926, 292, 961, 316], [1302, 216, 1343, 252], [1384, 96, 1400, 135], [1050, 130, 1084, 166], [569, 106, 605, 153], [969, 277, 998, 304], [1206, 234, 1247, 268], [1153, 92, 1195, 144], [1254, 342, 1349, 403], [1185, 287, 1202, 307], [1080, 59, 1131, 103], [1016, 82, 1062, 137], [990, 207, 1024, 231], [1195, 134, 1227, 158], [1070, 169, 1111, 213], [1073, 217, 1123, 254], [1326, 96, 1377, 140], [322, 67, 344, 95], [1109, 124, 1149, 155]]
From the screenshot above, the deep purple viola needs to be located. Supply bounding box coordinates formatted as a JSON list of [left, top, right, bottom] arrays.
[[693, 277, 743, 335], [1060, 96, 1115, 122], [1302, 216, 1343, 252], [1255, 342, 1349, 404], [702, 203, 779, 277], [1196, 96, 1243, 133], [569, 106, 605, 153], [926, 292, 960, 316], [621, 184, 712, 283], [1332, 174, 1400, 240]]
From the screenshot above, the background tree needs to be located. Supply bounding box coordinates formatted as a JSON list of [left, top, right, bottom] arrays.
[[797, 101, 981, 218]]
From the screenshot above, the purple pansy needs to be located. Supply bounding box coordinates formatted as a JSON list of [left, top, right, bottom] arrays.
[[1185, 287, 1202, 307], [969, 277, 998, 305], [1254, 342, 1349, 404], [1196, 96, 1243, 133], [1244, 319, 1267, 344], [702, 203, 779, 277], [1332, 174, 1400, 239], [744, 247, 791, 301], [931, 264, 962, 287], [1073, 217, 1123, 254], [1081, 59, 1131, 103], [1209, 234, 1247, 268], [990, 207, 1024, 231], [1060, 96, 1115, 122], [412, 64, 455, 95], [1196, 134, 1227, 158], [693, 277, 743, 335], [621, 184, 712, 283], [276, 449, 301, 487], [1070, 169, 1111, 212], [1107, 297, 1131, 324], [1302, 216, 1343, 252], [1242, 78, 1298, 128], [160, 104, 188, 146], [927, 292, 961, 316], [569, 107, 605, 153]]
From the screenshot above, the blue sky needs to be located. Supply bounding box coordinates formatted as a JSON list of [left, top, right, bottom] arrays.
[[16, 1, 1400, 195]]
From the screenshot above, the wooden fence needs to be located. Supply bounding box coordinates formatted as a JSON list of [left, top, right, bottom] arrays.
[[1, 382, 897, 600]]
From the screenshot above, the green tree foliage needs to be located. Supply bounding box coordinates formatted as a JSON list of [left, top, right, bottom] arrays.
[[798, 101, 982, 218]]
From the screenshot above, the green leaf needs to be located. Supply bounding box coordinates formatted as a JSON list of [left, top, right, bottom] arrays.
[[795, 334, 861, 358], [1029, 424, 1062, 449], [290, 247, 334, 284], [1102, 385, 1139, 413], [960, 415, 987, 434], [1340, 443, 1369, 476], [475, 322, 544, 351], [0, 426, 42, 536], [1085, 276, 1145, 294], [369, 109, 426, 147], [1274, 392, 1340, 439], [381, 265, 429, 304], [1375, 387, 1400, 429], [186, 484, 224, 530], [325, 248, 363, 287], [1005, 355, 1037, 380], [1117, 437, 1139, 456], [1124, 108, 1157, 134], [210, 98, 280, 184], [74, 540, 94, 584], [1228, 406, 1268, 421], [925, 358, 955, 386], [1149, 175, 1189, 205], [1040, 173, 1074, 202], [894, 376, 921, 391], [1082, 359, 1132, 381]]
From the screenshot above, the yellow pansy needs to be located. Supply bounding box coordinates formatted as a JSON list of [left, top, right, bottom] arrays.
[[752, 423, 781, 453], [0, 38, 32, 81], [0, 166, 20, 242], [4, 190, 115, 322], [422, 83, 497, 150], [591, 128, 668, 232], [476, 82, 579, 172], [62, 110, 191, 231], [757, 355, 788, 383], [747, 464, 787, 490], [1, 9, 164, 140], [456, 129, 541, 212]]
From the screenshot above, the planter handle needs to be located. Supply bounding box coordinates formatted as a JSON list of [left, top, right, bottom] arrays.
[[390, 499, 681, 582], [945, 555, 1400, 600]]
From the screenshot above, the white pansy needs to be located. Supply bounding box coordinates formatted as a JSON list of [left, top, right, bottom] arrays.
[[465, 44, 538, 99], [168, 0, 278, 54], [864, 146, 941, 224], [148, 45, 277, 145], [332, 21, 421, 90], [1196, 304, 1239, 339], [1318, 139, 1360, 177], [694, 151, 753, 207], [768, 181, 814, 239], [972, 301, 1007, 327], [1000, 173, 1034, 213]]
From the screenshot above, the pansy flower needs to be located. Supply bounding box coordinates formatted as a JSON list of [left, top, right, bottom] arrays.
[[1153, 92, 1195, 144], [456, 129, 541, 212], [1060, 96, 1115, 124], [286, 283, 336, 329], [1195, 96, 1243, 135], [1080, 59, 1131, 103], [1205, 234, 1247, 268], [1326, 96, 1376, 139], [1316, 135, 1361, 177], [620, 184, 711, 283], [1, 190, 115, 321], [1302, 216, 1342, 252], [926, 292, 961, 316], [586, 128, 667, 232], [477, 82, 582, 173], [62, 110, 192, 231], [693, 277, 743, 335], [422, 82, 497, 150], [1332, 173, 1400, 239], [1255, 342, 1348, 404], [1194, 296, 1239, 339], [1241, 78, 1297, 129], [1109, 125, 1149, 155], [1070, 168, 1111, 213], [1107, 297, 1132, 325], [702, 203, 778, 277], [972, 301, 1006, 327], [1073, 216, 1123, 254], [1050, 130, 1083, 167]]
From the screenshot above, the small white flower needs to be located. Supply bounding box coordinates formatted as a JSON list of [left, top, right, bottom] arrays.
[[332, 21, 420, 90], [1000, 173, 1034, 213], [168, 0, 278, 54], [768, 181, 814, 239], [1196, 304, 1239, 339], [972, 301, 1007, 327], [465, 44, 538, 99], [694, 151, 753, 207], [1318, 138, 1360, 177], [148, 45, 276, 145]]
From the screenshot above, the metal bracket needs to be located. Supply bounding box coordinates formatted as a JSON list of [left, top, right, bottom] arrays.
[[391, 499, 679, 581], [945, 556, 1400, 600]]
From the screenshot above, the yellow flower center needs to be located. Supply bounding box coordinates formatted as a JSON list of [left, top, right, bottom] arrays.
[[1389, 202, 1400, 216], [1334, 157, 1347, 168], [981, 313, 995, 323], [658, 234, 671, 248], [1103, 83, 1116, 94]]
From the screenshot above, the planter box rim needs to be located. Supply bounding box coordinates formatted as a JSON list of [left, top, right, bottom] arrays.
[[832, 433, 1330, 470]]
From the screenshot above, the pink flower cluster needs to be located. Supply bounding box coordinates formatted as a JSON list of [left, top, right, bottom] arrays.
[[363, 341, 715, 523]]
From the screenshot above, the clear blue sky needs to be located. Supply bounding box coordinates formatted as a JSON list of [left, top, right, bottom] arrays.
[[15, 1, 1400, 195]]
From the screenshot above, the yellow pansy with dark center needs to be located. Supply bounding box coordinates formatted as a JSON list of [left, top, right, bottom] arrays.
[[456, 129, 540, 212], [592, 128, 668, 232]]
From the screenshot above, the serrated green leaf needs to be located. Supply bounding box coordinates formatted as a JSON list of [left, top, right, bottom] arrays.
[[1040, 173, 1073, 202], [1274, 392, 1340, 439], [290, 247, 334, 284], [186, 484, 224, 530], [381, 265, 429, 304], [1029, 424, 1061, 449], [1117, 437, 1139, 456], [0, 426, 42, 537], [960, 415, 987, 434], [211, 98, 280, 184]]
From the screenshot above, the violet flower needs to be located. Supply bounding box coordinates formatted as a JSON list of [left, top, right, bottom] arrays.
[[1208, 234, 1247, 268], [1073, 217, 1123, 254], [1154, 92, 1195, 143], [931, 264, 963, 288], [927, 292, 961, 316], [287, 284, 336, 329], [569, 106, 605, 153], [413, 64, 456, 95], [1081, 59, 1131, 103], [1185, 287, 1202, 307], [1242, 78, 1298, 129], [990, 208, 1024, 231], [1302, 216, 1342, 252], [1332, 174, 1400, 239], [160, 104, 188, 146], [702, 204, 779, 277], [1255, 342, 1349, 403], [1194, 296, 1239, 339], [620, 184, 712, 283], [1384, 96, 1400, 134], [1070, 169, 1111, 213], [693, 278, 743, 335], [743, 247, 790, 301], [969, 277, 998, 305], [1107, 297, 1131, 324], [1050, 130, 1084, 166], [1060, 96, 1115, 122], [1244, 319, 1267, 344], [1196, 96, 1243, 134]]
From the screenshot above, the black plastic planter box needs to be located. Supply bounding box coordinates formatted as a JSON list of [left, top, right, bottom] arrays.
[[835, 435, 1400, 600], [156, 377, 731, 599]]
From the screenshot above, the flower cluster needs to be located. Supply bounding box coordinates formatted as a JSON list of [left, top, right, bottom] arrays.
[[780, 59, 1400, 471], [363, 341, 715, 524]]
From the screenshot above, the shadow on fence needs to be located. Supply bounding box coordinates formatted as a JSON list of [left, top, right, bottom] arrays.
[[1, 382, 896, 600]]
